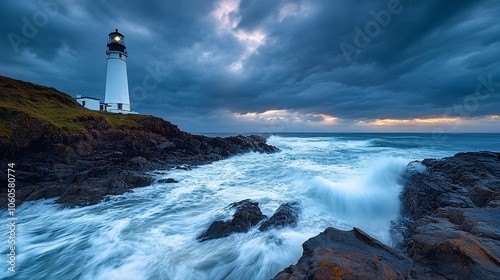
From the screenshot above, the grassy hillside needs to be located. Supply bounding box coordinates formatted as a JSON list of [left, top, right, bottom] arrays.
[[0, 75, 148, 139]]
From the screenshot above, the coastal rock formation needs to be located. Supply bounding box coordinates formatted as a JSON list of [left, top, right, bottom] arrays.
[[274, 227, 414, 280], [259, 201, 301, 231], [157, 178, 179, 184], [198, 200, 303, 241], [401, 152, 500, 279], [197, 199, 267, 242], [402, 151, 500, 218], [274, 152, 500, 279], [0, 75, 279, 207]]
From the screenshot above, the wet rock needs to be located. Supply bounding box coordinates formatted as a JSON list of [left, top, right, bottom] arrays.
[[125, 171, 154, 187], [158, 140, 174, 151], [274, 227, 414, 280], [470, 180, 500, 207], [157, 178, 178, 184], [259, 201, 301, 231], [18, 183, 65, 203], [198, 199, 267, 242], [274, 152, 500, 279], [400, 152, 500, 279], [407, 217, 500, 279], [130, 156, 153, 171], [55, 169, 154, 206]]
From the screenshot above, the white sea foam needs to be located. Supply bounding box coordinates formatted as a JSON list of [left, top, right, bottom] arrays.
[[3, 134, 498, 280]]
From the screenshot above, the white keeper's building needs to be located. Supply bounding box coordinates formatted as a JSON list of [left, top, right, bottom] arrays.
[[75, 95, 100, 110]]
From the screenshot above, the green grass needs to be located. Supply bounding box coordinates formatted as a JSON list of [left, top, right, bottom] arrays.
[[0, 121, 12, 138], [98, 110, 148, 128], [0, 75, 149, 139]]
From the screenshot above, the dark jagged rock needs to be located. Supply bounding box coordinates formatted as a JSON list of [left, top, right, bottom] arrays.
[[157, 178, 179, 184], [274, 227, 414, 280], [407, 216, 500, 279], [0, 75, 279, 207], [259, 201, 301, 231], [400, 151, 500, 279], [402, 152, 500, 219], [197, 199, 267, 242], [274, 152, 500, 279]]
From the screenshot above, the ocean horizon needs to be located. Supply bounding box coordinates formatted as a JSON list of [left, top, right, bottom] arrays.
[[3, 133, 499, 279], [2, 0, 500, 277]]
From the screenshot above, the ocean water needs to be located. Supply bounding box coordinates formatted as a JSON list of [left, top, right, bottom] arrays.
[[2, 133, 499, 280]]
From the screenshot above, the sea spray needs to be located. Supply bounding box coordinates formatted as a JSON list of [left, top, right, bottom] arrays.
[[3, 134, 498, 280], [305, 158, 408, 241]]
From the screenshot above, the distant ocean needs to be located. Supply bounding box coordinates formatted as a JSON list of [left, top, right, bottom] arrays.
[[3, 133, 500, 279]]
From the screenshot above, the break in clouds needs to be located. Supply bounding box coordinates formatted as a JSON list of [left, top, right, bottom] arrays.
[[1, 0, 500, 132]]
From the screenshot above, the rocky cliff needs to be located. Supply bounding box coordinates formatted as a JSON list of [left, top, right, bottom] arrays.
[[0, 75, 278, 207], [274, 152, 500, 279]]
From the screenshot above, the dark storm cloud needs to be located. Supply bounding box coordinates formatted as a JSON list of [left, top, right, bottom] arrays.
[[1, 0, 499, 132]]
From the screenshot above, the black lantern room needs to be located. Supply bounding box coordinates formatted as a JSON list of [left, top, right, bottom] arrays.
[[107, 29, 127, 54]]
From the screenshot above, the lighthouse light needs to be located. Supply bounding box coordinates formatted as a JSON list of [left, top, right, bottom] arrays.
[[114, 36, 121, 42]]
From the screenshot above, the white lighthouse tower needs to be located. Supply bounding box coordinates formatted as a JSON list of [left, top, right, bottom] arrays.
[[104, 29, 136, 114]]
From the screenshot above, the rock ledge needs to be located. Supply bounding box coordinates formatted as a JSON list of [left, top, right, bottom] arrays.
[[274, 152, 500, 279]]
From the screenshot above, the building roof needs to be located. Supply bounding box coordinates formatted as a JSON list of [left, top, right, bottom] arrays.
[[108, 28, 125, 38], [75, 96, 100, 101]]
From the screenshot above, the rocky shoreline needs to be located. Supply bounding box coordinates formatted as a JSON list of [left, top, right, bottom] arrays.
[[274, 152, 500, 279], [0, 75, 279, 207], [0, 113, 279, 207], [1, 77, 499, 279]]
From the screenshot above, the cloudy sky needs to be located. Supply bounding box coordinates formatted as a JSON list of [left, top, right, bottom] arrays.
[[1, 0, 499, 133]]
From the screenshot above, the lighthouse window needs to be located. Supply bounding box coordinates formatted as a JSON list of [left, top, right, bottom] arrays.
[[119, 54, 122, 58], [118, 103, 123, 110]]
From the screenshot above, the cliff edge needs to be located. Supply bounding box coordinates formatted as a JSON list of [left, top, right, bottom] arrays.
[[0, 75, 278, 207]]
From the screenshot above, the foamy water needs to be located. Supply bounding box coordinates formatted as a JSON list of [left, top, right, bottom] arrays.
[[2, 133, 499, 279]]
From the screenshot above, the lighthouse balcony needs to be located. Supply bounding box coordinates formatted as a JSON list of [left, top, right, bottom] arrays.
[[107, 43, 127, 53]]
